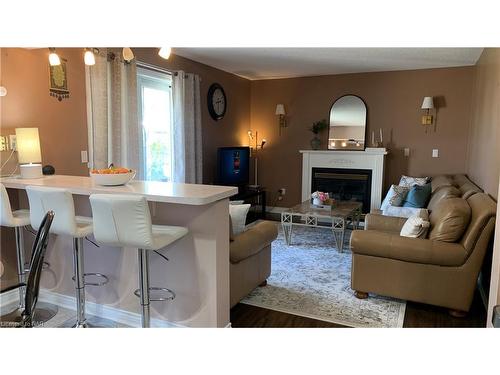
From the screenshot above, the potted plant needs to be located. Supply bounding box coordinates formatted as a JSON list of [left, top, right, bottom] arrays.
[[308, 119, 328, 150]]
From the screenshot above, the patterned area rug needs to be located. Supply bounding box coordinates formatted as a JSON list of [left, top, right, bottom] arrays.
[[241, 225, 406, 328]]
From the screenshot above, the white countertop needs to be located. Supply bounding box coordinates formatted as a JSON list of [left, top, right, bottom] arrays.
[[0, 175, 238, 205]]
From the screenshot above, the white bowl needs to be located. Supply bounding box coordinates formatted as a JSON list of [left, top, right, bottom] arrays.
[[90, 170, 136, 186]]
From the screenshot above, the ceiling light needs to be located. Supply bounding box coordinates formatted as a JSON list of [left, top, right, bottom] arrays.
[[158, 47, 172, 60], [48, 48, 61, 66], [84, 48, 96, 66], [0, 86, 7, 97], [122, 47, 134, 62]]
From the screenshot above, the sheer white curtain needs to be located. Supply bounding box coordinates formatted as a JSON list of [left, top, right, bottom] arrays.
[[172, 71, 203, 184], [85, 50, 144, 179]]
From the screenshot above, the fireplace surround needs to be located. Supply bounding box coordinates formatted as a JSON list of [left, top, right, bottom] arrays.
[[300, 148, 387, 212]]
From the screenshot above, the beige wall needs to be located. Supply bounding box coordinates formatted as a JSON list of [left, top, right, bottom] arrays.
[[250, 67, 474, 207], [466, 48, 500, 199], [1, 48, 89, 176]]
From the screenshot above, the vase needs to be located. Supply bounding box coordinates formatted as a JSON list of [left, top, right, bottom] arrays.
[[310, 135, 321, 150], [312, 198, 322, 206]]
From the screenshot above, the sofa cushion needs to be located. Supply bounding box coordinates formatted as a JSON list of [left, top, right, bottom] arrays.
[[429, 198, 471, 242], [453, 174, 470, 188], [350, 229, 468, 266], [229, 203, 251, 236], [382, 205, 428, 219], [431, 175, 454, 193], [400, 211, 430, 238], [459, 181, 482, 199], [460, 193, 497, 254], [427, 186, 461, 212], [230, 220, 278, 263], [388, 185, 409, 206], [403, 183, 432, 208], [399, 175, 430, 188]]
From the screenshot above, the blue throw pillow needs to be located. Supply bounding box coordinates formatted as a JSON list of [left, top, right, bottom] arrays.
[[402, 183, 432, 208]]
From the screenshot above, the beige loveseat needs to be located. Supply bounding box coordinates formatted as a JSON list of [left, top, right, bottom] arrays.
[[230, 221, 278, 308], [351, 192, 496, 315]]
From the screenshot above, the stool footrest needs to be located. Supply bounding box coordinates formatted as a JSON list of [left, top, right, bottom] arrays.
[[72, 272, 109, 286], [24, 261, 50, 273], [134, 287, 175, 302]]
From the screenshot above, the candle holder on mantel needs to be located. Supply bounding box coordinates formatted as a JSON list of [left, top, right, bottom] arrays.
[[371, 129, 384, 148]]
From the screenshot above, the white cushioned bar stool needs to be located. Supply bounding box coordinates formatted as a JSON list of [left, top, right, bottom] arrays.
[[26, 186, 109, 328], [89, 194, 188, 328], [0, 183, 58, 322]]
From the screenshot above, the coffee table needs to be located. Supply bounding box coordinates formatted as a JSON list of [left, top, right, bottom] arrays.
[[281, 200, 362, 252]]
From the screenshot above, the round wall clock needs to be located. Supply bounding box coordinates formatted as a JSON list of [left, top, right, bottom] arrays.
[[207, 83, 227, 121]]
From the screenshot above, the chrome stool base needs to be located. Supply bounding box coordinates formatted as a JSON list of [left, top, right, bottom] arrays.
[[72, 272, 109, 287], [134, 287, 175, 302], [60, 315, 120, 328], [0, 302, 58, 325]]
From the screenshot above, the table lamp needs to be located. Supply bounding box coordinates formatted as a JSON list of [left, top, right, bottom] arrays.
[[15, 127, 43, 179]]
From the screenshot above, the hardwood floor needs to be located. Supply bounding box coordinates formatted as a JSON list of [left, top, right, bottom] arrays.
[[230, 290, 487, 328]]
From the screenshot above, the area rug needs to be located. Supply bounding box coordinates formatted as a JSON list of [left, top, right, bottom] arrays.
[[241, 225, 406, 328]]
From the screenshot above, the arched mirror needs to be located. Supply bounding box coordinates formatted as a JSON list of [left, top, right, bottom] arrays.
[[328, 95, 367, 150]]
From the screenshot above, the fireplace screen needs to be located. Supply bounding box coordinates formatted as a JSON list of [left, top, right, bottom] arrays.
[[311, 168, 372, 213]]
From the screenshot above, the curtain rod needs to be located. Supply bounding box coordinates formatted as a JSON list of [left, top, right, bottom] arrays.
[[136, 60, 201, 81], [136, 61, 174, 75]]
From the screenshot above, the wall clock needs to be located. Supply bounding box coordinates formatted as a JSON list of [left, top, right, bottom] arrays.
[[207, 83, 227, 121]]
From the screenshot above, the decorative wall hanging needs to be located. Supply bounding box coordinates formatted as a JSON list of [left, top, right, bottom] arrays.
[[49, 58, 69, 101]]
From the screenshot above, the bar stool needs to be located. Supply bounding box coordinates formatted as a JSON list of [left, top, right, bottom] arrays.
[[26, 186, 109, 328], [89, 194, 188, 327], [0, 183, 58, 322]]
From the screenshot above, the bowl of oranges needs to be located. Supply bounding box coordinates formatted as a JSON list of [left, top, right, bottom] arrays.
[[90, 165, 136, 186]]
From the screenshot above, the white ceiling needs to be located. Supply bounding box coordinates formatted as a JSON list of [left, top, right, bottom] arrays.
[[174, 48, 483, 80]]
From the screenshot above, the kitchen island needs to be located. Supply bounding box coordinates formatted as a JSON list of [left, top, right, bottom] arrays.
[[0, 175, 238, 327]]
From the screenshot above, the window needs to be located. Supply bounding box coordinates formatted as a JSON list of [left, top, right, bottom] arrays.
[[137, 68, 173, 182]]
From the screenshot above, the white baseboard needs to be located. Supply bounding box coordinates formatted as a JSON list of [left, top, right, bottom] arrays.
[[39, 290, 185, 328], [1, 288, 184, 328]]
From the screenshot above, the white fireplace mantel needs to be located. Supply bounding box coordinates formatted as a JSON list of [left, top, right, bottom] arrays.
[[300, 148, 388, 211]]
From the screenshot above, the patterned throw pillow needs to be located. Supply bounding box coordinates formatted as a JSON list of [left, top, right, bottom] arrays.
[[399, 175, 430, 188], [388, 185, 409, 206]]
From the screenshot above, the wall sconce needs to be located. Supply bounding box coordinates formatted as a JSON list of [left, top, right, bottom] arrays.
[[48, 47, 61, 66], [158, 47, 172, 60], [84, 48, 97, 66], [122, 47, 135, 62], [0, 86, 6, 97], [275, 104, 286, 135], [421, 96, 434, 130]]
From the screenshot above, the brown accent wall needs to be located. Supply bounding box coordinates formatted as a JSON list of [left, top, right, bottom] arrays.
[[0, 48, 89, 176], [249, 67, 474, 207], [466, 48, 500, 199], [133, 49, 251, 184]]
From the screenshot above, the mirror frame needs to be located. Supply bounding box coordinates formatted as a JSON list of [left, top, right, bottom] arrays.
[[328, 94, 368, 151]]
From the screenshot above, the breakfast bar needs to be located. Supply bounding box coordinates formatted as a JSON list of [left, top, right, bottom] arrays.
[[0, 175, 238, 327]]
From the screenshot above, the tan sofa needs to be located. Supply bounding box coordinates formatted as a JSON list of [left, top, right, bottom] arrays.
[[351, 192, 496, 315], [230, 220, 278, 308]]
